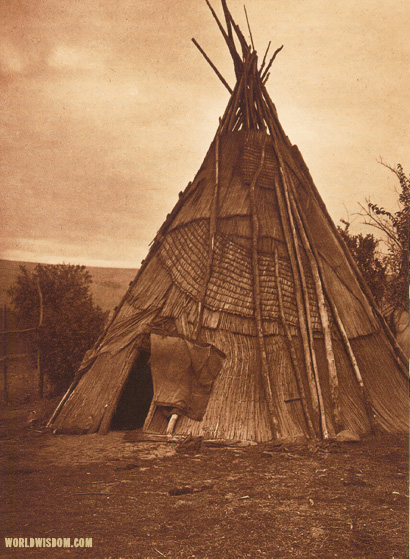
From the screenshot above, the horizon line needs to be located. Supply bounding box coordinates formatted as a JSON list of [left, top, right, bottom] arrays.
[[0, 256, 139, 270]]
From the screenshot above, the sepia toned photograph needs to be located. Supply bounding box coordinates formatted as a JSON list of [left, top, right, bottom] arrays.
[[1, 1, 408, 557]]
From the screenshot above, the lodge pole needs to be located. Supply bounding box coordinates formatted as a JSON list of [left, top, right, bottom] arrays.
[[249, 135, 280, 439], [192, 131, 221, 340], [290, 191, 343, 431], [257, 86, 329, 438], [287, 185, 376, 433], [273, 247, 315, 438]]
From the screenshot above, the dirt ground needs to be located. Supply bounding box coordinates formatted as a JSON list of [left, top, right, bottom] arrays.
[[0, 400, 408, 559]]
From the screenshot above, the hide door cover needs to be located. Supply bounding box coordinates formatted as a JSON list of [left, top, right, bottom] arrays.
[[150, 332, 225, 420]]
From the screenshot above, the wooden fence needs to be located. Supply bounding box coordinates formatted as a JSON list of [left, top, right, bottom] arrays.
[[0, 306, 42, 402]]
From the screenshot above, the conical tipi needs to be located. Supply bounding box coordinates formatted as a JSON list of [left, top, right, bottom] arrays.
[[49, 1, 408, 442]]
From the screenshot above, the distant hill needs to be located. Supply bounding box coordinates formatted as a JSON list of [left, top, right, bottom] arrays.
[[0, 259, 138, 313]]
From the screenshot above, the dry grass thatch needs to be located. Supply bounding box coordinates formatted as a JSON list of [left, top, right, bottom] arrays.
[[49, 1, 408, 442]]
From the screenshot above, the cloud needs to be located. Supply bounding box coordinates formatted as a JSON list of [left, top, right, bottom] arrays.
[[47, 45, 107, 72], [1, 0, 409, 268], [0, 40, 27, 76]]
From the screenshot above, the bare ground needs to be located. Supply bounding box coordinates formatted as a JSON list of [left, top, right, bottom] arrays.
[[0, 400, 408, 559]]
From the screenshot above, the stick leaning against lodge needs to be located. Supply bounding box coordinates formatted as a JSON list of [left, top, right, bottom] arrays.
[[289, 190, 343, 432]]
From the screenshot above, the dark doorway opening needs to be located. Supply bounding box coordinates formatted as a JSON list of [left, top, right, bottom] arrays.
[[111, 350, 153, 430]]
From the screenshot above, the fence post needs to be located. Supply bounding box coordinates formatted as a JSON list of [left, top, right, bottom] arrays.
[[37, 278, 43, 398], [2, 305, 8, 403]]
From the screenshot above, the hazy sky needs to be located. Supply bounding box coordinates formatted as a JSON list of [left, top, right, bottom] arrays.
[[1, 0, 409, 268]]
